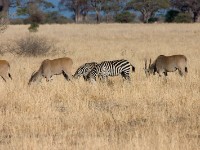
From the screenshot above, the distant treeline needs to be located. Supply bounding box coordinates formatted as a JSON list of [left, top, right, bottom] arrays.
[[0, 0, 200, 24]]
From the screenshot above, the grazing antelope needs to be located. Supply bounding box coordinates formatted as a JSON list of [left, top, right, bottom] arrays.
[[73, 62, 97, 80], [0, 60, 12, 82], [144, 55, 188, 77], [28, 57, 73, 85], [87, 59, 135, 82]]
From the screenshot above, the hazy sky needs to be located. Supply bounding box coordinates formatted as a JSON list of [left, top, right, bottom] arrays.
[[9, 0, 72, 18]]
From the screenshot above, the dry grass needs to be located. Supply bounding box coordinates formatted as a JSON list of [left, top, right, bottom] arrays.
[[0, 24, 200, 150]]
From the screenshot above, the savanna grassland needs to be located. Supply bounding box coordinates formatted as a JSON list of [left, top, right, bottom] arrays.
[[0, 24, 199, 150]]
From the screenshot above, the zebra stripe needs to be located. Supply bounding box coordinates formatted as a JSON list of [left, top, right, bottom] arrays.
[[87, 59, 135, 82], [73, 62, 97, 80]]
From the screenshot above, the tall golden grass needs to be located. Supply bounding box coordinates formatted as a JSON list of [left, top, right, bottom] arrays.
[[0, 24, 199, 150]]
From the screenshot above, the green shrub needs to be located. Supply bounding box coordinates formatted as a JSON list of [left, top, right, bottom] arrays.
[[28, 23, 39, 32], [115, 11, 134, 23], [148, 17, 158, 23], [165, 10, 179, 22], [0, 14, 8, 33], [10, 18, 24, 25], [174, 13, 192, 23], [45, 11, 72, 24]]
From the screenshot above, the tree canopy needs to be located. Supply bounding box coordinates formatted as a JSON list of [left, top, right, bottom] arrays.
[[127, 0, 169, 23]]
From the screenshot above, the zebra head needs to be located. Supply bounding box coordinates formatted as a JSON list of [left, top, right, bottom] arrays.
[[73, 62, 98, 80], [86, 65, 98, 82], [73, 65, 85, 79]]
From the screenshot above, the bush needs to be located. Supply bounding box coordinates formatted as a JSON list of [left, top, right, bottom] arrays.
[[28, 23, 39, 32], [115, 11, 134, 23], [0, 45, 4, 55], [174, 13, 192, 23], [45, 11, 72, 24], [165, 10, 180, 22], [10, 18, 24, 25], [148, 17, 158, 23], [0, 14, 8, 33], [13, 35, 55, 57], [30, 11, 45, 24]]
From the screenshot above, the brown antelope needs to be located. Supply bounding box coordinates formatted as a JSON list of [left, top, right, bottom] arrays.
[[28, 57, 73, 85], [0, 60, 12, 82], [144, 55, 188, 77]]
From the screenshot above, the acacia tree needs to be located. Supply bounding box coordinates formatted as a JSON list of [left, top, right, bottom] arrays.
[[102, 0, 123, 22], [0, 0, 9, 16], [0, 0, 10, 33], [16, 0, 54, 31], [171, 0, 200, 22], [59, 0, 88, 23], [87, 0, 105, 23], [127, 0, 169, 23]]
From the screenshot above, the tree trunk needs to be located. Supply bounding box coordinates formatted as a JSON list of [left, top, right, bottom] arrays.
[[193, 11, 198, 22], [142, 11, 152, 23], [75, 10, 79, 23], [143, 13, 149, 23], [82, 13, 87, 22], [0, 0, 9, 17], [0, 0, 9, 33], [106, 13, 109, 23], [96, 11, 100, 23]]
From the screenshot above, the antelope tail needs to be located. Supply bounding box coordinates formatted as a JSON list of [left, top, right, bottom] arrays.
[[185, 67, 188, 73], [131, 64, 135, 72], [8, 73, 12, 80]]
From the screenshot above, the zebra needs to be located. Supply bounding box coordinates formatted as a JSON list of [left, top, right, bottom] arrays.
[[73, 62, 98, 80], [86, 59, 135, 82]]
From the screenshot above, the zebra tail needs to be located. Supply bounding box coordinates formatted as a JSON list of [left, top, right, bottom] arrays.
[[131, 65, 135, 72]]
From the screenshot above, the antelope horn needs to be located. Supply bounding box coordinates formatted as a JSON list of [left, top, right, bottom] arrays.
[[28, 71, 36, 85], [149, 58, 152, 67], [145, 59, 147, 69], [31, 71, 36, 76]]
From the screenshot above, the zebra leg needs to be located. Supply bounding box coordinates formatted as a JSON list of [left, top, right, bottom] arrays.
[[121, 71, 131, 81], [104, 76, 108, 82], [125, 76, 131, 81], [83, 75, 87, 81], [121, 71, 126, 79], [100, 75, 107, 82]]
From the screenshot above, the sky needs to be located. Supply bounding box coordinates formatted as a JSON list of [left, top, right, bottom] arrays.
[[8, 0, 166, 19], [9, 0, 72, 18], [48, 0, 72, 17]]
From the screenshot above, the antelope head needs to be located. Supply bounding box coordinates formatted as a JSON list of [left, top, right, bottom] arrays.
[[144, 58, 154, 77], [28, 71, 41, 85]]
